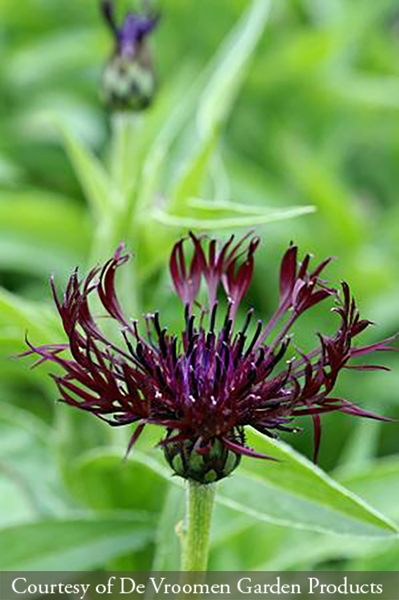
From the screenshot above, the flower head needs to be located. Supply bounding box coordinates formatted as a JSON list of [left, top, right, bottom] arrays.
[[23, 233, 395, 484], [100, 0, 159, 111]]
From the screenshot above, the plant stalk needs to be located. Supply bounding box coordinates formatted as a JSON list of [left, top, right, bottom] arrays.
[[180, 481, 216, 572]]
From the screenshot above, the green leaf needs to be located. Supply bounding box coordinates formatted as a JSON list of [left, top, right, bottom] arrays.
[[7, 29, 106, 90], [337, 414, 382, 475], [349, 540, 399, 571], [136, 201, 313, 275], [328, 75, 399, 111], [0, 288, 61, 345], [0, 478, 34, 528], [279, 135, 367, 248], [57, 122, 119, 217], [172, 133, 219, 209], [197, 0, 272, 136], [171, 0, 272, 208], [211, 522, 295, 571], [186, 197, 315, 219], [66, 449, 169, 514], [54, 406, 111, 479], [253, 530, 386, 571], [0, 189, 90, 255], [109, 443, 398, 537], [139, 1, 271, 213], [0, 514, 153, 570], [338, 456, 399, 522], [0, 190, 91, 276], [138, 70, 203, 211], [216, 431, 398, 537], [0, 153, 23, 185], [0, 238, 77, 278], [150, 203, 315, 230], [0, 405, 70, 527], [344, 457, 399, 570], [150, 486, 185, 572]]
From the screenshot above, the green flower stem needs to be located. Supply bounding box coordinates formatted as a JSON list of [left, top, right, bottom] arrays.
[[104, 112, 144, 317], [181, 481, 216, 572], [111, 111, 143, 200]]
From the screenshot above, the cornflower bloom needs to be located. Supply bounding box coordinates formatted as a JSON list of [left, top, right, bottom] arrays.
[[23, 233, 394, 484], [101, 0, 159, 110]]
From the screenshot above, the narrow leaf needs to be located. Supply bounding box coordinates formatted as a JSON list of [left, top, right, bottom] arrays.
[[216, 431, 398, 537], [198, 0, 272, 135], [150, 204, 315, 230], [172, 0, 272, 208], [338, 456, 399, 522], [150, 486, 185, 572], [57, 122, 119, 217], [0, 515, 153, 570], [109, 445, 398, 537], [0, 288, 61, 345], [67, 450, 169, 514]]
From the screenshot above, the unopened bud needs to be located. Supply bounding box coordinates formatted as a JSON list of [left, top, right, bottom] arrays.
[[100, 1, 159, 111], [163, 435, 241, 484]]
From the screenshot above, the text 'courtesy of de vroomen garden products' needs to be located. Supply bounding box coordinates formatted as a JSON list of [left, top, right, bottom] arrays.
[[1, 573, 398, 600]]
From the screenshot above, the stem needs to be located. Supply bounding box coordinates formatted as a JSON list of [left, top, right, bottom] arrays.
[[180, 481, 216, 572], [111, 111, 143, 204]]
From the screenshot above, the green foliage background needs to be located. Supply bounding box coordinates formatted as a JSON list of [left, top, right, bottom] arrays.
[[1, 0, 399, 571]]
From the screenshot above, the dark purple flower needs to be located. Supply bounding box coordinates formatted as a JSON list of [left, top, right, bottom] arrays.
[[100, 1, 159, 111], [23, 233, 396, 484], [101, 1, 158, 59]]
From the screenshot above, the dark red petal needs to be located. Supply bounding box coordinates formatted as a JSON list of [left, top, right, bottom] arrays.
[[311, 256, 334, 279], [339, 402, 393, 422], [98, 244, 130, 327], [170, 235, 205, 308], [124, 421, 146, 460], [297, 253, 310, 279], [299, 289, 333, 312], [279, 244, 297, 301], [312, 413, 321, 464], [344, 364, 391, 372], [222, 437, 278, 461], [350, 336, 398, 357]]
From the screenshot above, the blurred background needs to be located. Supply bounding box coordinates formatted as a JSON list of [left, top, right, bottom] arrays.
[[1, 0, 399, 573]]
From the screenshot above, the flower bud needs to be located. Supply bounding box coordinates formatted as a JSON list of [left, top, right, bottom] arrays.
[[100, 1, 158, 111], [163, 436, 241, 484], [102, 52, 156, 111]]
